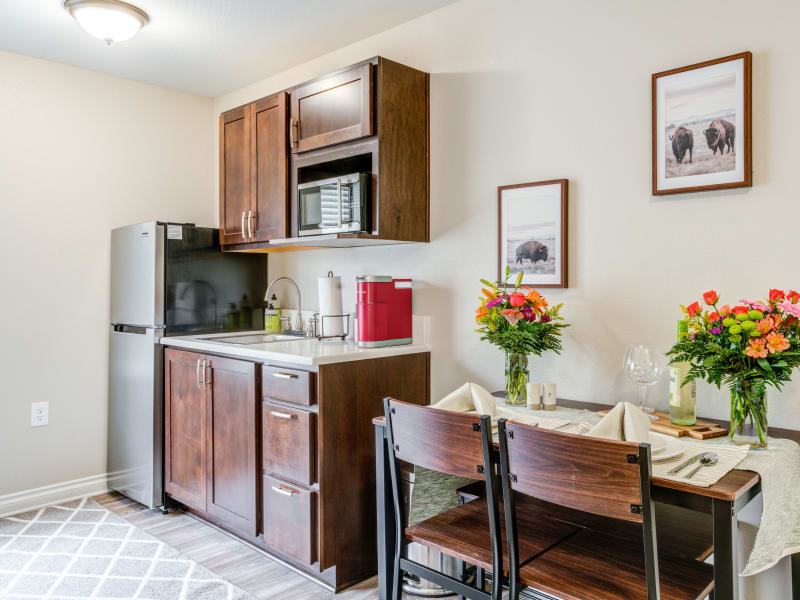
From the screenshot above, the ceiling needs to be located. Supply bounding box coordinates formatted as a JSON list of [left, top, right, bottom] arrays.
[[0, 0, 457, 97]]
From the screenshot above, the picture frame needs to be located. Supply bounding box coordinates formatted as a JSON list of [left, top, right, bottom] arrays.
[[497, 179, 568, 289], [652, 51, 752, 195]]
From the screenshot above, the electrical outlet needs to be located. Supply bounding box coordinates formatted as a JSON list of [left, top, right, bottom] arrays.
[[31, 402, 48, 427]]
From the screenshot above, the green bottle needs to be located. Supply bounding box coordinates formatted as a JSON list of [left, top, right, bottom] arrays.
[[669, 319, 697, 425]]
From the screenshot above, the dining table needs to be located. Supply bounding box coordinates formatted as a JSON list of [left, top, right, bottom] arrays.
[[372, 396, 800, 600]]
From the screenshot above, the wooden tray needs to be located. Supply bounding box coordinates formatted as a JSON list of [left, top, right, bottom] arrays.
[[596, 410, 728, 439]]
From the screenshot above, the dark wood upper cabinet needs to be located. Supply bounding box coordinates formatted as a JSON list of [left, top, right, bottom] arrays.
[[164, 349, 207, 513], [205, 355, 258, 537], [290, 63, 373, 153], [219, 106, 252, 246], [251, 92, 289, 242]]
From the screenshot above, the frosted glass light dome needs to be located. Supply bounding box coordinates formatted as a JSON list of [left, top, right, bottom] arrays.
[[64, 0, 149, 45]]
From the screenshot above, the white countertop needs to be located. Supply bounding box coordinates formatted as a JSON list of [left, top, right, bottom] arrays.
[[160, 330, 431, 366]]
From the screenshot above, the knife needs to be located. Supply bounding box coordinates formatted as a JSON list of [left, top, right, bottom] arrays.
[[667, 452, 704, 475]]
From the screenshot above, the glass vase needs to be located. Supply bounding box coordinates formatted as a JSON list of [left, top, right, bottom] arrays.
[[505, 352, 529, 405], [730, 381, 768, 449]]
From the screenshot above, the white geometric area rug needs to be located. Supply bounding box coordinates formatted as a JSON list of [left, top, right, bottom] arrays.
[[0, 498, 255, 599]]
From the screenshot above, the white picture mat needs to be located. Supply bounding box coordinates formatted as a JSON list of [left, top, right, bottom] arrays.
[[500, 182, 563, 286], [656, 57, 745, 191]]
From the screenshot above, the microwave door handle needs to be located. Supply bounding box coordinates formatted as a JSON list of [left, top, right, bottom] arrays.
[[337, 180, 343, 229]]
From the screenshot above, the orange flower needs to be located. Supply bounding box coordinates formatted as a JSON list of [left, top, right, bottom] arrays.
[[719, 304, 732, 317], [687, 302, 701, 317], [731, 306, 749, 316], [756, 317, 774, 335], [509, 292, 526, 307], [709, 312, 720, 322], [481, 288, 497, 301], [745, 339, 768, 359], [788, 290, 800, 304], [769, 289, 786, 302], [766, 332, 790, 354], [703, 290, 719, 305]]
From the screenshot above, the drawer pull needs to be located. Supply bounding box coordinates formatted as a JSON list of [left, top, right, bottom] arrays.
[[271, 485, 297, 497], [272, 372, 299, 380], [270, 411, 296, 420]]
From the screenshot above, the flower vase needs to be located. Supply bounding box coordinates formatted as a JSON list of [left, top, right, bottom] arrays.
[[730, 382, 768, 449], [505, 352, 529, 405]]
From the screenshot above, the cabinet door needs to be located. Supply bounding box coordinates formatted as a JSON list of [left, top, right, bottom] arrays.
[[290, 63, 373, 153], [219, 106, 252, 246], [205, 355, 258, 536], [164, 349, 207, 513], [250, 93, 289, 242]]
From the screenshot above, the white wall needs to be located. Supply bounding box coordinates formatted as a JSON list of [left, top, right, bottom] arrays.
[[0, 51, 213, 496], [212, 0, 800, 430]]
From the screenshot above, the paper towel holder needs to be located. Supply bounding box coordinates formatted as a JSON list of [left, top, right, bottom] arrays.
[[310, 313, 350, 341]]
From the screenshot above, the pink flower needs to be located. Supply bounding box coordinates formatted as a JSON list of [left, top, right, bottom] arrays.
[[486, 296, 506, 309], [779, 302, 800, 319], [521, 305, 536, 322], [740, 299, 771, 312], [501, 309, 523, 326]]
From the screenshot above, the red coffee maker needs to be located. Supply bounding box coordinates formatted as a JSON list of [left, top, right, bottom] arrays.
[[356, 276, 412, 347]]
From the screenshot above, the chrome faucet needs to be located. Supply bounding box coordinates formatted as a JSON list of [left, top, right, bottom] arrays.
[[264, 276, 303, 333]]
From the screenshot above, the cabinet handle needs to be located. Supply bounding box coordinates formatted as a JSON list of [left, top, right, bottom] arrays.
[[196, 359, 202, 390], [272, 372, 298, 380], [247, 209, 253, 239], [289, 118, 296, 149], [241, 211, 246, 240], [202, 360, 210, 388], [271, 485, 297, 497], [270, 411, 296, 420]]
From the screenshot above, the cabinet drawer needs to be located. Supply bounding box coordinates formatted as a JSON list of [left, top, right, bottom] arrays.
[[262, 365, 315, 405], [262, 402, 316, 486], [262, 475, 316, 565]]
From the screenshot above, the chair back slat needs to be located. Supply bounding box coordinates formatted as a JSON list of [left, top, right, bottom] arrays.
[[503, 421, 644, 522], [387, 399, 484, 480]]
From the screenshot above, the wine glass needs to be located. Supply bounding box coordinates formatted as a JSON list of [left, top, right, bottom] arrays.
[[623, 344, 664, 420]]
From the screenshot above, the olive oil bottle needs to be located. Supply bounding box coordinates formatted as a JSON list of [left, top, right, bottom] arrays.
[[669, 319, 697, 425]]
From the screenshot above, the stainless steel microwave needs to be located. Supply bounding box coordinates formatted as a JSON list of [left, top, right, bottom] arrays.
[[297, 173, 370, 237]]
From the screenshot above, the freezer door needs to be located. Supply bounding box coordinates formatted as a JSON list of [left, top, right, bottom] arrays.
[[108, 326, 163, 508], [110, 222, 165, 327]]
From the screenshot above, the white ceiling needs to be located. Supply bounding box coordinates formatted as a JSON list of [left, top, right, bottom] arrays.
[[0, 0, 457, 97]]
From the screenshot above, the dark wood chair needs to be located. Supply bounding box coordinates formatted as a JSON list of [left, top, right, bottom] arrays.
[[383, 398, 579, 600], [497, 419, 715, 600]]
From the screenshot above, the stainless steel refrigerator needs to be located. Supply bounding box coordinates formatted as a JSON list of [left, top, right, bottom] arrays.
[[108, 222, 267, 508]]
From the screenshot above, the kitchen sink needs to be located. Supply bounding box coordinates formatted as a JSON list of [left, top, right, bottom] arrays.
[[203, 333, 309, 345]]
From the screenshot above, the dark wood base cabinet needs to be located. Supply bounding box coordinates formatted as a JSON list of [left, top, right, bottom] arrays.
[[164, 348, 430, 591]]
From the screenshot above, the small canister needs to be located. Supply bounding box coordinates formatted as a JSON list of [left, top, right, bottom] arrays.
[[526, 383, 542, 410], [543, 384, 557, 411]]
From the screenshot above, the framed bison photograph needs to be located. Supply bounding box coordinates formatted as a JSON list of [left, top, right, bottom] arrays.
[[498, 179, 568, 288], [652, 51, 752, 195]]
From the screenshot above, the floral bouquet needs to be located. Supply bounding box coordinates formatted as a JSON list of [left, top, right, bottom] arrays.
[[475, 267, 567, 405], [667, 288, 800, 448]]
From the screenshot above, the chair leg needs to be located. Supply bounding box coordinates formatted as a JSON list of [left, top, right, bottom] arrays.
[[456, 559, 465, 600], [390, 548, 403, 600], [476, 567, 484, 592]]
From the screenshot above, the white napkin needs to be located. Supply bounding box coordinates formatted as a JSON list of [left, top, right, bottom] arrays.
[[431, 382, 565, 429], [587, 402, 651, 443]]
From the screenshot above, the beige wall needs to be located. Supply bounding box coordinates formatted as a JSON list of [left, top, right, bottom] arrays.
[[0, 51, 214, 496], [214, 0, 800, 429]]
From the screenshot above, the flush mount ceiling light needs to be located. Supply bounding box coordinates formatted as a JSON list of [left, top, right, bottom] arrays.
[[64, 0, 149, 45]]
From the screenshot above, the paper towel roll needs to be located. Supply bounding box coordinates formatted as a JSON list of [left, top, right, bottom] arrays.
[[318, 273, 344, 337]]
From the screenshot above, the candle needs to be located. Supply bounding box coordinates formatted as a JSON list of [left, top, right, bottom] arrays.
[[526, 383, 542, 410]]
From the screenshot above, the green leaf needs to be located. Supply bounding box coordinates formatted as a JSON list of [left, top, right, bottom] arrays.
[[480, 279, 498, 290], [773, 360, 788, 367], [515, 270, 524, 289], [757, 358, 773, 373]]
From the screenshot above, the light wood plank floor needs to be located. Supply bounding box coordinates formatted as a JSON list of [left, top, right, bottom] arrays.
[[94, 492, 412, 599]]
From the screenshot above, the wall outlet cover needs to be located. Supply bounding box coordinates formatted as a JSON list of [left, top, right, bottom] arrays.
[[31, 402, 48, 427]]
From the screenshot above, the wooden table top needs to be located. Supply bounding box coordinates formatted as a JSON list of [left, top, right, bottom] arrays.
[[373, 396, 800, 502]]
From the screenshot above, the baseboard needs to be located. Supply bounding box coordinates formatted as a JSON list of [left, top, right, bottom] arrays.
[[0, 473, 110, 518]]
